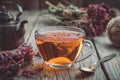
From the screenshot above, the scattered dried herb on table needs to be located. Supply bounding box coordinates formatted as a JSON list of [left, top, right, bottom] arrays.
[[0, 43, 34, 79]]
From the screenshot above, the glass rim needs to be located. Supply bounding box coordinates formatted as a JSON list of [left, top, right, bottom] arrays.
[[35, 26, 85, 35]]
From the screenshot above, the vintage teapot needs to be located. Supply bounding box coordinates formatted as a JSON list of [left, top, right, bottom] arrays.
[[0, 1, 28, 50]]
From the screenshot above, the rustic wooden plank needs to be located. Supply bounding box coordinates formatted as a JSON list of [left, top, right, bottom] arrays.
[[93, 32, 120, 80], [20, 11, 40, 41]]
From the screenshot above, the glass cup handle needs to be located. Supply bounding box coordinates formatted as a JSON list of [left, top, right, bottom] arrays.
[[75, 39, 94, 63], [83, 39, 94, 54]]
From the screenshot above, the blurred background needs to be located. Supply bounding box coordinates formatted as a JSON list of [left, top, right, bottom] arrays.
[[15, 0, 120, 10]]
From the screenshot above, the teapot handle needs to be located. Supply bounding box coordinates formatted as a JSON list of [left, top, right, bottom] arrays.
[[5, 1, 23, 21]]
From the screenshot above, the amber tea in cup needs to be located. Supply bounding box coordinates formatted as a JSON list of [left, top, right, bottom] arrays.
[[35, 26, 93, 68]]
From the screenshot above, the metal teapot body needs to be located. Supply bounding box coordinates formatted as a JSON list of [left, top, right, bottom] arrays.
[[0, 1, 27, 50], [0, 21, 27, 50]]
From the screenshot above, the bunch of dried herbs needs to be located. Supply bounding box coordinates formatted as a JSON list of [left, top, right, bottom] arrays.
[[0, 43, 34, 79], [46, 1, 116, 38]]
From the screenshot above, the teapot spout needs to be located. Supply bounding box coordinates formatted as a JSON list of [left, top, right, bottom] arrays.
[[20, 20, 28, 27], [16, 20, 28, 38]]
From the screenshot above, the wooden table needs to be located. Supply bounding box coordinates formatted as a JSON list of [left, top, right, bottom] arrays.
[[13, 10, 120, 80]]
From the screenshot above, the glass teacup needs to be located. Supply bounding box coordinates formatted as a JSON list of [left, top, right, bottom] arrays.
[[35, 26, 93, 68]]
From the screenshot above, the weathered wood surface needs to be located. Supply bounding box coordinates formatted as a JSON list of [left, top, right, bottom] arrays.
[[20, 11, 40, 41], [12, 10, 120, 80], [93, 33, 120, 80]]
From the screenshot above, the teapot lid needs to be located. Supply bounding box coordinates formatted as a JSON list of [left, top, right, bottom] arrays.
[[0, 1, 14, 24]]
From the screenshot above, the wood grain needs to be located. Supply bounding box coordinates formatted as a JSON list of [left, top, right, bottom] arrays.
[[20, 11, 40, 41], [93, 32, 120, 80]]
